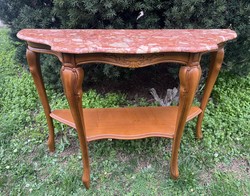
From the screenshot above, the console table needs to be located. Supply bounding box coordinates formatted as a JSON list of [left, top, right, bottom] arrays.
[[17, 29, 236, 189]]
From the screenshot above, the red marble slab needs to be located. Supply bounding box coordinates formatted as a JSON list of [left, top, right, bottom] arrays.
[[17, 29, 236, 54]]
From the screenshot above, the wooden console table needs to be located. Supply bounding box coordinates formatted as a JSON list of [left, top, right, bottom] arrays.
[[17, 29, 236, 189]]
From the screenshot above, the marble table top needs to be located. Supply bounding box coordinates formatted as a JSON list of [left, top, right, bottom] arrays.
[[17, 29, 237, 54]]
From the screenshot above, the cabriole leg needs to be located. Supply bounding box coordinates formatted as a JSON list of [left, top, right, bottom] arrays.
[[170, 62, 201, 179], [196, 48, 224, 139], [26, 49, 55, 152], [60, 59, 90, 189]]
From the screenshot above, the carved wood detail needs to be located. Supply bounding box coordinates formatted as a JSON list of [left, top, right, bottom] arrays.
[[75, 52, 191, 67]]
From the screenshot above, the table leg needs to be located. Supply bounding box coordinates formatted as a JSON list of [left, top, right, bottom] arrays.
[[170, 63, 201, 179], [60, 64, 90, 189], [26, 49, 55, 152], [196, 48, 224, 139]]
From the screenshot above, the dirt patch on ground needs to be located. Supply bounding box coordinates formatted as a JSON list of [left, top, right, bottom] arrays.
[[56, 133, 79, 158], [117, 151, 131, 163], [216, 158, 250, 180], [199, 158, 250, 185]]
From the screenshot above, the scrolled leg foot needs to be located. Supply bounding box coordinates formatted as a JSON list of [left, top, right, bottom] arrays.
[[48, 136, 55, 152], [82, 174, 90, 189], [170, 170, 179, 180], [170, 144, 179, 180]]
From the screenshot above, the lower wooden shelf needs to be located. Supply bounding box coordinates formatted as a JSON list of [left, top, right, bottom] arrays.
[[50, 106, 202, 141]]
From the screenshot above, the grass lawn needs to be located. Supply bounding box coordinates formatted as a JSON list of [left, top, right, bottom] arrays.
[[0, 28, 249, 195]]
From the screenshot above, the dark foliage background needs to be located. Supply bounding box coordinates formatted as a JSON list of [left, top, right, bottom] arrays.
[[0, 0, 249, 89]]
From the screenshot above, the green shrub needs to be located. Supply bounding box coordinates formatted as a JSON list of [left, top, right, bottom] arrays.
[[53, 0, 250, 77], [0, 29, 39, 142], [0, 0, 249, 89], [201, 72, 250, 157]]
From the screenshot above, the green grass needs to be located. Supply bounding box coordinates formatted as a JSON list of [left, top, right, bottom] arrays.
[[0, 28, 249, 195]]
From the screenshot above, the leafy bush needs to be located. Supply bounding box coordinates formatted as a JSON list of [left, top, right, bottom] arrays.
[[199, 72, 250, 159], [0, 0, 249, 89], [0, 29, 38, 142]]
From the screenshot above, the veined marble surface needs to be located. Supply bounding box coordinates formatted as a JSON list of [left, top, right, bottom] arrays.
[[17, 29, 237, 54]]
